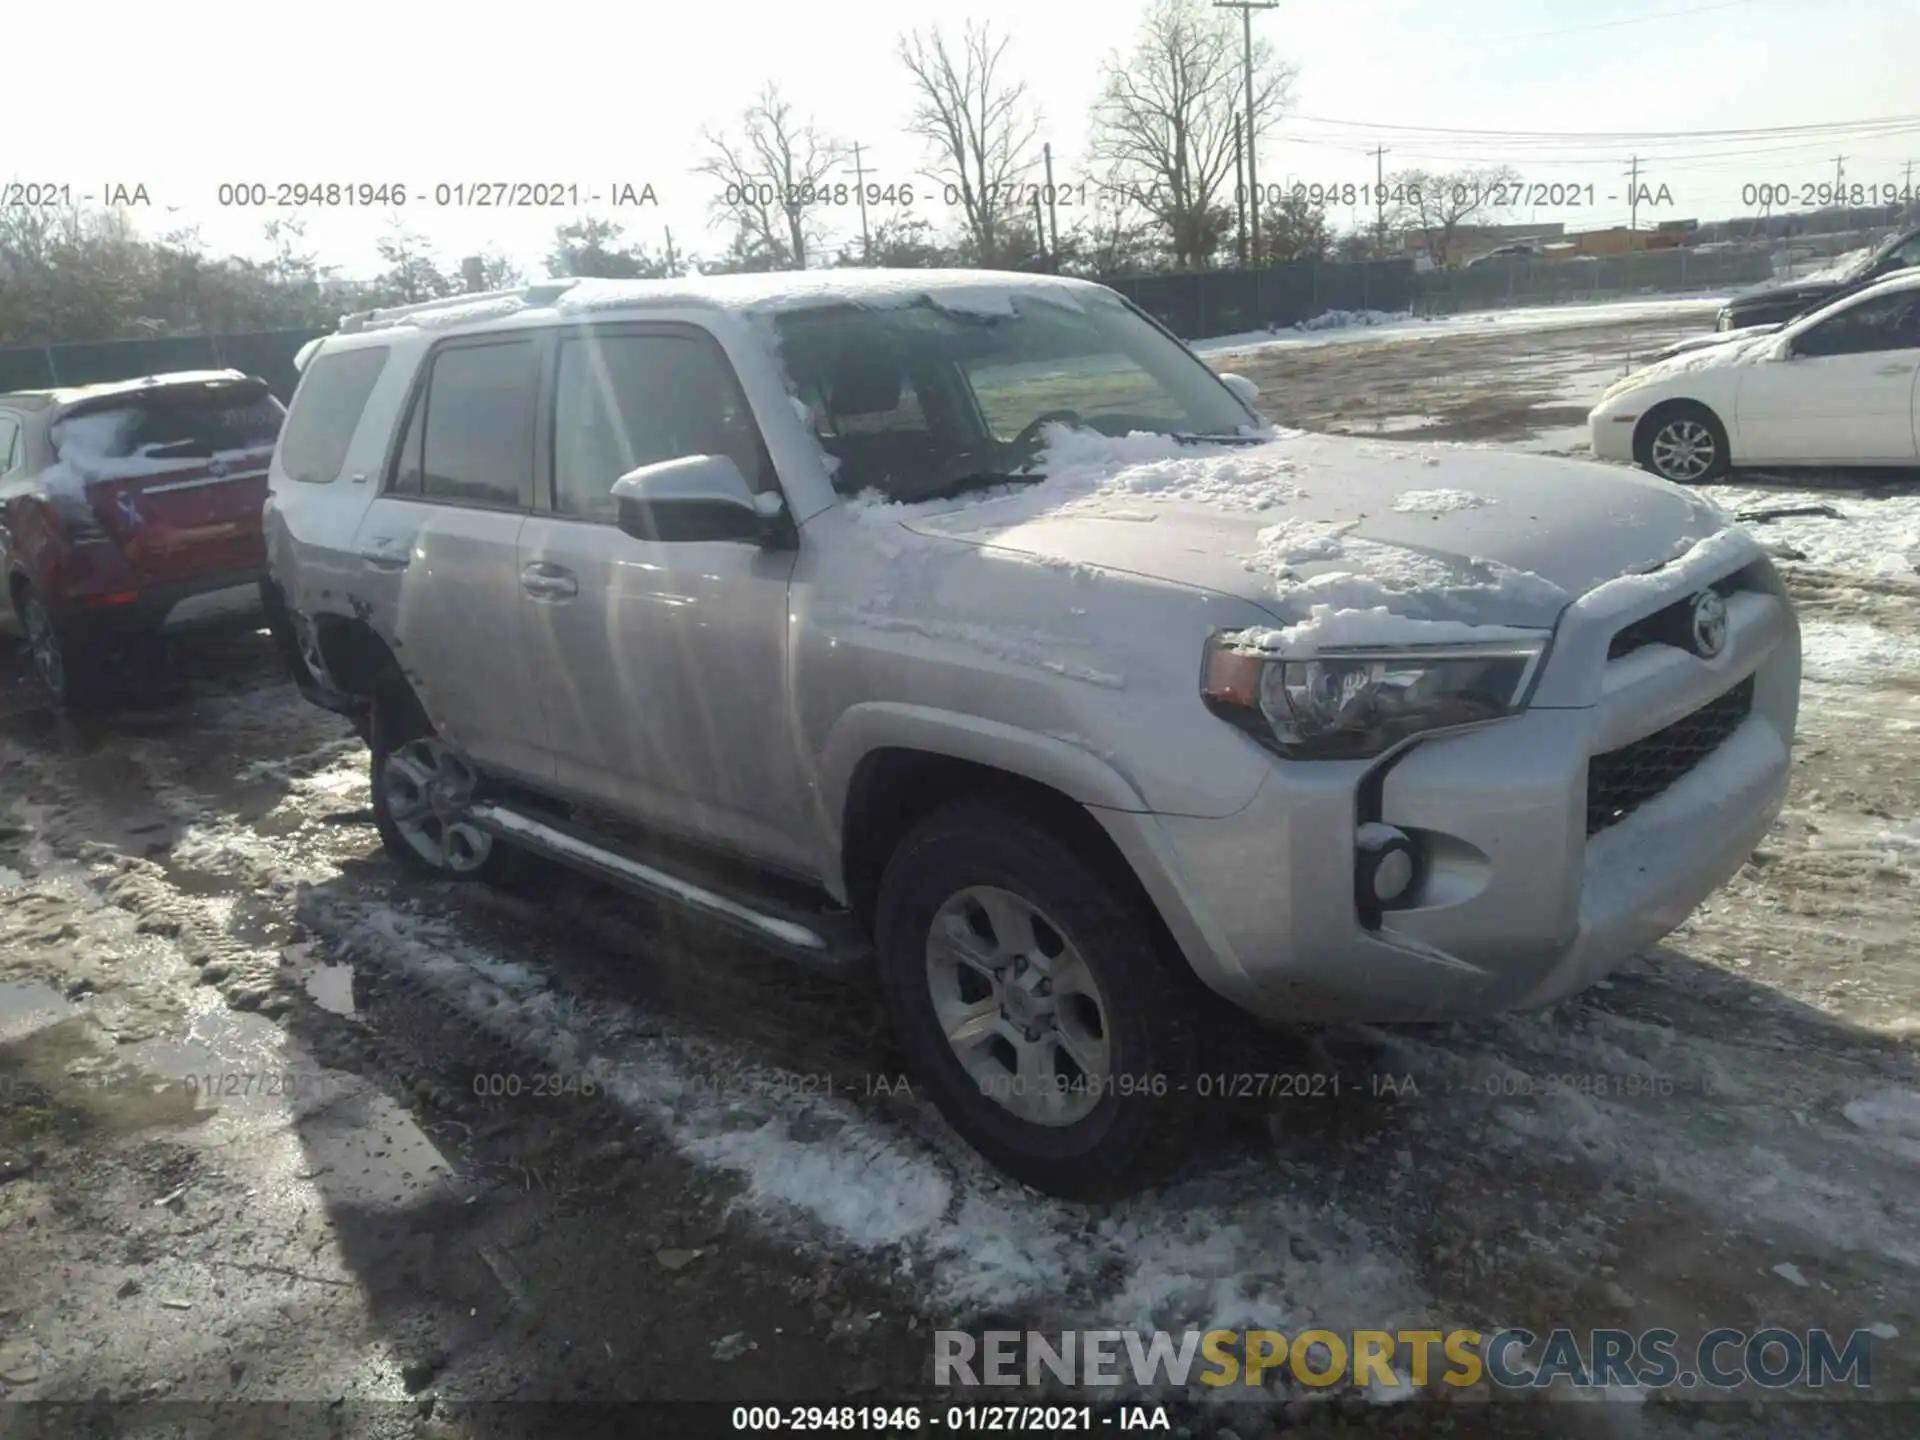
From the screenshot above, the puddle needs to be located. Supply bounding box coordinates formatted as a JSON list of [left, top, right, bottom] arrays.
[[0, 978, 77, 1038], [304, 963, 357, 1016]]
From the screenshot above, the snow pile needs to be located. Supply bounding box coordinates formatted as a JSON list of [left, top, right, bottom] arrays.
[[1192, 296, 1728, 356], [1238, 511, 1568, 632], [1715, 486, 1920, 582], [1291, 308, 1406, 333], [1235, 607, 1543, 655], [1390, 489, 1493, 514], [1797, 619, 1920, 685]]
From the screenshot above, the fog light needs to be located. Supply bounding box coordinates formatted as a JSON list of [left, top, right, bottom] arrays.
[[1356, 823, 1420, 908]]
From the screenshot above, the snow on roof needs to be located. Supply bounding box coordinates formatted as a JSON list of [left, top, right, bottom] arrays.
[[4, 368, 254, 407], [340, 268, 1105, 335]]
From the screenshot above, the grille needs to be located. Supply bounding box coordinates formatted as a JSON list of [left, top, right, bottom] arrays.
[[1607, 570, 1752, 660], [1586, 675, 1755, 835]]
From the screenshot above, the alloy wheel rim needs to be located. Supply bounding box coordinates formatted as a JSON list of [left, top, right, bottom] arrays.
[[381, 737, 493, 872], [924, 885, 1112, 1128], [1651, 419, 1715, 481], [23, 599, 65, 696]]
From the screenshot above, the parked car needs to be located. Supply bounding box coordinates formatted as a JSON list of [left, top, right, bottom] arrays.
[[265, 271, 1800, 1198], [1590, 269, 1920, 483], [1465, 243, 1540, 268], [0, 371, 285, 704], [1715, 226, 1920, 332]]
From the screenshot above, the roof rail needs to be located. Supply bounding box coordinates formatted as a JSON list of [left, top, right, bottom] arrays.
[[336, 278, 582, 335]]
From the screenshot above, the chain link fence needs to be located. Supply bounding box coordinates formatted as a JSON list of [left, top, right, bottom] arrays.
[[1411, 245, 1774, 315], [0, 244, 1779, 399]]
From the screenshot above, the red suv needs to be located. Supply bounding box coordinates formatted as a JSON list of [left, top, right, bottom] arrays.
[[0, 370, 286, 705]]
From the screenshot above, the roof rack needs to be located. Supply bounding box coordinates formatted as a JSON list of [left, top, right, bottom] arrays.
[[336, 278, 582, 335]]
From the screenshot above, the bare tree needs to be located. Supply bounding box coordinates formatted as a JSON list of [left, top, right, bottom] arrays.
[[898, 22, 1041, 268], [1090, 0, 1295, 270], [1386, 165, 1522, 266], [696, 85, 849, 271]]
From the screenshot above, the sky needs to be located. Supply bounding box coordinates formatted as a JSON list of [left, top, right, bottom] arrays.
[[14, 0, 1918, 280]]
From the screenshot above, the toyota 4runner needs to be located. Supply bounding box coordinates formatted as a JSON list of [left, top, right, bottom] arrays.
[[263, 271, 1801, 1199]]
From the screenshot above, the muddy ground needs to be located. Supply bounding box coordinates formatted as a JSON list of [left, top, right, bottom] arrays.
[[1, 310, 1916, 1440]]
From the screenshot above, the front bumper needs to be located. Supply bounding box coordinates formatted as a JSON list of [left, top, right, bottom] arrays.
[[1097, 539, 1798, 1023], [1587, 404, 1639, 464]]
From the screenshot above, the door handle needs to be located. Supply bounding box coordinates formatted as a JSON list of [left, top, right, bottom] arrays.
[[357, 541, 412, 570], [1874, 363, 1916, 376], [520, 563, 578, 599]]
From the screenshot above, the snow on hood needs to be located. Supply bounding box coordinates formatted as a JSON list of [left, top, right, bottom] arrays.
[[1795, 247, 1872, 285], [1627, 328, 1780, 381], [881, 429, 1734, 635]]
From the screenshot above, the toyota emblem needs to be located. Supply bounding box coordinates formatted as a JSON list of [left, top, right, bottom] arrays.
[[1689, 590, 1728, 658]]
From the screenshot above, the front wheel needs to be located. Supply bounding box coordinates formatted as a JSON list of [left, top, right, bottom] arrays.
[[1636, 402, 1730, 484], [369, 683, 517, 883], [875, 799, 1205, 1200]]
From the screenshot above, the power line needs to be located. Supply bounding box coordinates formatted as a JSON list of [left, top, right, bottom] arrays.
[[1280, 113, 1920, 142], [1503, 0, 1764, 41]]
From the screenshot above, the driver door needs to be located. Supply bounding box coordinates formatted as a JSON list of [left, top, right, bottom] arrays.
[[1736, 288, 1920, 463]]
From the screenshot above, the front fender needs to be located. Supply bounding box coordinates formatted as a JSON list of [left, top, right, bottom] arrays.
[[811, 702, 1153, 886]]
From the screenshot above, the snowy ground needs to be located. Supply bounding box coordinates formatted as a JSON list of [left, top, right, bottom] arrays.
[[1191, 296, 1729, 357], [1, 306, 1915, 1436]]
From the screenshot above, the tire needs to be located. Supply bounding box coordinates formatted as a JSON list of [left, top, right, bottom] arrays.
[[1635, 401, 1730, 485], [18, 584, 108, 708], [369, 679, 518, 884], [874, 798, 1205, 1200]]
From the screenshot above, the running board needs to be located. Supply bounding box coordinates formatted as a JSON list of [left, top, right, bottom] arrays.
[[463, 800, 871, 973]]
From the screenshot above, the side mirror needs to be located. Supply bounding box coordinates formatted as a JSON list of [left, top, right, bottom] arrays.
[[610, 454, 780, 544], [1768, 337, 1794, 362], [1219, 372, 1261, 407]]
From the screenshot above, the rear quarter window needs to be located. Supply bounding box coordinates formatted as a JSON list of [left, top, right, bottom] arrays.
[[280, 347, 392, 483]]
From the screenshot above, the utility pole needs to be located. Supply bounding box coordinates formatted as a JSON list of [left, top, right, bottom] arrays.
[[1625, 154, 1641, 232], [1216, 1, 1278, 264], [1905, 159, 1915, 223], [1371, 144, 1389, 253], [1832, 153, 1846, 213], [663, 227, 679, 277], [1032, 191, 1049, 271], [852, 142, 874, 263], [1043, 143, 1061, 265], [1233, 118, 1248, 266]]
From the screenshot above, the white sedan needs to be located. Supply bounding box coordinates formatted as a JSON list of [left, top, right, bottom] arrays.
[[1589, 269, 1920, 483]]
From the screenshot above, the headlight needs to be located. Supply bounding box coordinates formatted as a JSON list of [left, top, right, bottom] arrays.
[[1201, 631, 1549, 760], [1600, 371, 1651, 402]]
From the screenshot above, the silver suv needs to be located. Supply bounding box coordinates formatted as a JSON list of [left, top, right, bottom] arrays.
[[263, 271, 1801, 1198]]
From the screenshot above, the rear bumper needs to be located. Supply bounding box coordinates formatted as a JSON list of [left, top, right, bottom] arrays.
[[49, 567, 265, 638]]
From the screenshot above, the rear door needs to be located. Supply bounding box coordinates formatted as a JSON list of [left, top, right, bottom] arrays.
[[52, 377, 284, 584], [349, 335, 551, 784], [1735, 289, 1920, 463]]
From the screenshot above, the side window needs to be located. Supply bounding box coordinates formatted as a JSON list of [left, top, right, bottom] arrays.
[[1795, 292, 1920, 358], [551, 330, 772, 523], [406, 340, 537, 509], [280, 348, 390, 483]]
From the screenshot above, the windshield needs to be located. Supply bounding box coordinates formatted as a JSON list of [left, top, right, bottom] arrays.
[[769, 291, 1255, 504], [55, 382, 284, 465]]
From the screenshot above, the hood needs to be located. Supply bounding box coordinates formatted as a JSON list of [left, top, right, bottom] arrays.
[[1726, 277, 1847, 312], [1654, 322, 1782, 360], [1611, 328, 1781, 387], [892, 431, 1732, 633]]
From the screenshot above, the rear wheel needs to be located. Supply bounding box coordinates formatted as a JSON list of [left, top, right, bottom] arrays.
[[875, 799, 1205, 1200], [1635, 401, 1730, 484], [369, 681, 517, 883], [18, 585, 107, 708]]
